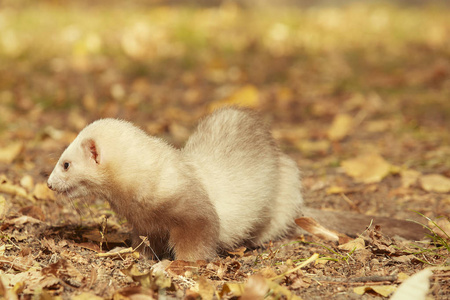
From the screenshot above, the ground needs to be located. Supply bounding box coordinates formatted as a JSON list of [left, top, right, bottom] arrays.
[[0, 1, 449, 299]]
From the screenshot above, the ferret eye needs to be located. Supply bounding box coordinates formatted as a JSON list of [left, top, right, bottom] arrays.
[[63, 162, 70, 170]]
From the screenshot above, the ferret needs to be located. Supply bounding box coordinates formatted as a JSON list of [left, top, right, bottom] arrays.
[[47, 107, 426, 261]]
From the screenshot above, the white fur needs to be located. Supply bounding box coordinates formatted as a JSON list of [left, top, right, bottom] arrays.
[[48, 108, 304, 260]]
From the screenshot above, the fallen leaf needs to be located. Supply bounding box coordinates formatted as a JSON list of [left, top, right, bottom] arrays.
[[197, 277, 215, 300], [42, 259, 84, 283], [19, 206, 45, 221], [151, 260, 171, 274], [0, 142, 23, 163], [241, 275, 268, 300], [165, 260, 198, 277], [354, 285, 396, 297], [327, 114, 353, 141], [19, 175, 34, 192], [33, 182, 56, 201], [1, 215, 42, 229], [351, 248, 373, 263], [397, 272, 410, 282], [430, 217, 450, 239], [266, 280, 303, 300], [0, 276, 18, 300], [121, 264, 152, 288], [220, 282, 245, 298], [72, 292, 103, 300], [390, 268, 432, 300], [113, 286, 155, 299], [338, 237, 365, 251], [420, 174, 450, 193], [341, 153, 391, 183], [0, 176, 31, 200], [227, 246, 246, 257], [0, 196, 6, 219]]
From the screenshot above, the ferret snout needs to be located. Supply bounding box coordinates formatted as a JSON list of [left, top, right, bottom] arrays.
[[47, 181, 54, 190]]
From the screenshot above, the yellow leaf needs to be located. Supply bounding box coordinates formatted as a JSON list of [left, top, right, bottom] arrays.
[[0, 142, 23, 163], [0, 195, 6, 219], [354, 285, 396, 297], [397, 272, 409, 282], [327, 114, 353, 141], [209, 85, 259, 111], [197, 277, 214, 300], [19, 175, 34, 192], [0, 176, 31, 200], [296, 140, 330, 155], [420, 174, 450, 193], [73, 293, 103, 300], [341, 153, 391, 183], [220, 283, 245, 298], [33, 183, 56, 201]]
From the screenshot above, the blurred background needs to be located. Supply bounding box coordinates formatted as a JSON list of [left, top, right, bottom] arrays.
[[0, 0, 449, 217]]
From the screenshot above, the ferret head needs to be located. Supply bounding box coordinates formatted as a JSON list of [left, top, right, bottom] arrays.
[[47, 135, 104, 199]]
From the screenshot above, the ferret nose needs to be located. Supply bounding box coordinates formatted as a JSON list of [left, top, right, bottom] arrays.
[[47, 181, 53, 190]]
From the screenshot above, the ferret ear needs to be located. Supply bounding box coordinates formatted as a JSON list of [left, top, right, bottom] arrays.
[[81, 138, 101, 164]]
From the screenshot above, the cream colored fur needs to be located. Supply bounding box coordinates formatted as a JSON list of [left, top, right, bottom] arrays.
[[48, 107, 303, 260]]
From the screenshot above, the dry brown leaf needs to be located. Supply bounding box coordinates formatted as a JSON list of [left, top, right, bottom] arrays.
[[73, 292, 104, 300], [220, 282, 245, 298], [341, 153, 391, 183], [2, 215, 42, 228], [165, 260, 198, 277], [420, 174, 450, 193], [19, 175, 34, 192], [197, 277, 215, 300], [0, 196, 6, 219], [0, 176, 30, 200], [0, 142, 23, 163], [113, 286, 156, 299], [351, 248, 372, 263], [430, 218, 450, 239], [33, 183, 56, 201], [338, 237, 365, 251], [353, 285, 396, 297], [19, 206, 45, 221], [3, 270, 60, 294], [259, 266, 278, 279], [327, 114, 353, 141], [241, 275, 268, 300], [227, 246, 246, 257]]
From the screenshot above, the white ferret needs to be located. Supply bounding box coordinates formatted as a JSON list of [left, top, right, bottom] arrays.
[[47, 107, 425, 261]]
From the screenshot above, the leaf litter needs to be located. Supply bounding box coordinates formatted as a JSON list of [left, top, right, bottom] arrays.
[[0, 1, 449, 299]]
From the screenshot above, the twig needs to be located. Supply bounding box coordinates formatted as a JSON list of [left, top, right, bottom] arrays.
[[270, 253, 319, 281]]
